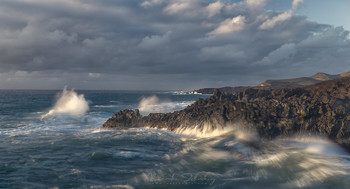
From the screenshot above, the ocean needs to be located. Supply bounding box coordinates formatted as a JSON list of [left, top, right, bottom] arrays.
[[1, 89, 350, 189]]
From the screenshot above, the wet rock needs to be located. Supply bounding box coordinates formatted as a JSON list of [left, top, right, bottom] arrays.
[[103, 109, 142, 128]]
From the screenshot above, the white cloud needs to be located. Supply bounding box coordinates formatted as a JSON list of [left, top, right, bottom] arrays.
[[163, 0, 196, 15], [245, 0, 268, 10], [292, 0, 304, 10], [141, 0, 163, 8], [259, 0, 304, 30], [259, 11, 293, 30], [209, 16, 246, 35], [206, 1, 224, 17]]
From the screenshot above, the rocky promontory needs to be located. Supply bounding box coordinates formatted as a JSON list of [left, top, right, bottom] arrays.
[[103, 76, 350, 151]]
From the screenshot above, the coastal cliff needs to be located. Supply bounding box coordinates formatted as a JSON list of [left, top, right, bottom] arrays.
[[103, 77, 350, 151]]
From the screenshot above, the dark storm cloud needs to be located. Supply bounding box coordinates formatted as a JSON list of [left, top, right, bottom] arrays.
[[0, 0, 350, 90]]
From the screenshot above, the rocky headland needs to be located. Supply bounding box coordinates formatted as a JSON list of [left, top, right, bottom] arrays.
[[103, 76, 350, 151]]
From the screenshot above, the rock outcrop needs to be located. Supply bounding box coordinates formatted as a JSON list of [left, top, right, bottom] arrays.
[[103, 109, 142, 128], [103, 77, 350, 151]]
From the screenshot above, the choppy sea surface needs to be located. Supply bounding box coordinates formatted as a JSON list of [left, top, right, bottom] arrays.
[[1, 89, 350, 189]]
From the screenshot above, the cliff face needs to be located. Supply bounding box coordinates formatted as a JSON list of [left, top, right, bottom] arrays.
[[103, 77, 350, 150]]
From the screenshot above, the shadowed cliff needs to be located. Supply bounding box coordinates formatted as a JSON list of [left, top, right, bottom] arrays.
[[103, 77, 350, 151]]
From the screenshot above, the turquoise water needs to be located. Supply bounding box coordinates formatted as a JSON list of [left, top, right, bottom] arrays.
[[1, 90, 350, 188]]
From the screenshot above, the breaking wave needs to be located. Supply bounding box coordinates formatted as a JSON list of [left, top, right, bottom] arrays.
[[138, 96, 193, 116], [41, 87, 89, 119], [133, 128, 350, 188], [174, 123, 236, 138]]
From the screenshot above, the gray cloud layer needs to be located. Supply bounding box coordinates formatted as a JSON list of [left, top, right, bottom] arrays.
[[0, 0, 349, 90]]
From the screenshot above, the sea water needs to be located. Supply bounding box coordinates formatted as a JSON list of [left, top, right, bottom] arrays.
[[0, 89, 350, 189]]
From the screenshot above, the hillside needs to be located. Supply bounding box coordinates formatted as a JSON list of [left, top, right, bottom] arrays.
[[194, 71, 349, 94]]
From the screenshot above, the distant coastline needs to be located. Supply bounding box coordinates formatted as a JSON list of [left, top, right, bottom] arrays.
[[190, 71, 350, 94], [103, 71, 350, 152]]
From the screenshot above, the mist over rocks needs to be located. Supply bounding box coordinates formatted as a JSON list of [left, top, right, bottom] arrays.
[[103, 76, 350, 151]]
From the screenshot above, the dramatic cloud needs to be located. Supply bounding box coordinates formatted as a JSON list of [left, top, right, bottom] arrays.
[[245, 0, 268, 10], [292, 0, 304, 10], [0, 0, 349, 90], [163, 0, 199, 15], [141, 0, 163, 8], [259, 0, 304, 30], [206, 1, 224, 17], [209, 16, 246, 34], [259, 11, 293, 30]]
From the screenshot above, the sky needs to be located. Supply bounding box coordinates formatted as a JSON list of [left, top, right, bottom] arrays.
[[0, 0, 350, 90]]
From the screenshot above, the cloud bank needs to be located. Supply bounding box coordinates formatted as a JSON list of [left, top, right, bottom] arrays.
[[0, 0, 349, 90]]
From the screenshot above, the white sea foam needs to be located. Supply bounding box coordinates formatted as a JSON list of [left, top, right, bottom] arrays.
[[173, 123, 260, 143], [41, 87, 89, 119], [138, 96, 193, 116], [284, 154, 348, 188], [251, 136, 350, 188], [288, 136, 346, 156]]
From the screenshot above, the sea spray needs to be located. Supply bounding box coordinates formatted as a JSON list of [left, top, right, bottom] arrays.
[[253, 136, 350, 188], [138, 96, 192, 116], [174, 123, 234, 138], [173, 123, 260, 142], [41, 87, 89, 119]]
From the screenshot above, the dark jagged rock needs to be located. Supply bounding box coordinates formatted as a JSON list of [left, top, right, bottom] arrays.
[[103, 109, 142, 128], [103, 77, 350, 151]]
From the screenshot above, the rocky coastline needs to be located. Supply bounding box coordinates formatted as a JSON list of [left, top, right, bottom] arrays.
[[103, 77, 350, 151]]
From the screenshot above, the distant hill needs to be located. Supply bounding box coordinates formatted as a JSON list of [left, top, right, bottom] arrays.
[[340, 71, 350, 77], [193, 71, 350, 94]]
